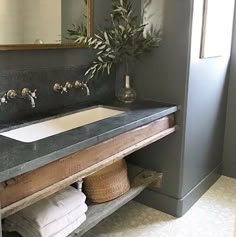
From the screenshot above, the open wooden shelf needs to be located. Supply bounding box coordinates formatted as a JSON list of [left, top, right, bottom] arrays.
[[2, 165, 162, 237], [69, 165, 162, 237]]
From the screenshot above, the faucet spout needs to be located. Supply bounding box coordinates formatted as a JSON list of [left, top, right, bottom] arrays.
[[29, 95, 36, 108], [74, 81, 90, 96], [82, 83, 90, 96]]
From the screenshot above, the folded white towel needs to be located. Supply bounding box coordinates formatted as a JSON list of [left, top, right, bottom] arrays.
[[52, 214, 86, 237], [15, 186, 86, 228], [4, 213, 86, 237], [3, 203, 87, 237]]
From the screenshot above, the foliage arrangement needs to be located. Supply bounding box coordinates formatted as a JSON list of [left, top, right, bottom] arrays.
[[71, 0, 161, 79], [67, 23, 87, 40]]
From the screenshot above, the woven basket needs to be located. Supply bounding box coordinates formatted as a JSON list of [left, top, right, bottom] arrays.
[[84, 159, 130, 203]]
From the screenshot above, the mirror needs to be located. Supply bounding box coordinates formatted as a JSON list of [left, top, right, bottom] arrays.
[[0, 0, 93, 50], [141, 0, 164, 36]]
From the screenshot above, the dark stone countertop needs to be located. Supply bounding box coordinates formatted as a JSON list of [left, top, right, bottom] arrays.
[[0, 100, 178, 183]]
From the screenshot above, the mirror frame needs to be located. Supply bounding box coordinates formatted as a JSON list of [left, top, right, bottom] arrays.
[[0, 0, 94, 51]]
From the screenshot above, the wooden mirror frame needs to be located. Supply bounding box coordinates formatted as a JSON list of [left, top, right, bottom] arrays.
[[0, 0, 94, 51]]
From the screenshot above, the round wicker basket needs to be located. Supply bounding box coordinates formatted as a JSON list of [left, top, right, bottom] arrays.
[[84, 159, 130, 203]]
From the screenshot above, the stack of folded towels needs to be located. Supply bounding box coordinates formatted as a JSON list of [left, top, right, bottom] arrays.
[[3, 186, 87, 237]]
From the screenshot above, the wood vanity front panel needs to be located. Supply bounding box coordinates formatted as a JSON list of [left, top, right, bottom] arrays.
[[0, 115, 175, 208]]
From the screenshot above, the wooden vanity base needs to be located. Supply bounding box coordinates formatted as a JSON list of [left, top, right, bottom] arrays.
[[0, 115, 176, 218]]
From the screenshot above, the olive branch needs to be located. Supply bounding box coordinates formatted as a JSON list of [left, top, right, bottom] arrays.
[[71, 0, 161, 79]]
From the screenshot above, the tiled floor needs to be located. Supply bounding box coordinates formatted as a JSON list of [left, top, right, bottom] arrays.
[[4, 176, 236, 237], [85, 176, 236, 237]]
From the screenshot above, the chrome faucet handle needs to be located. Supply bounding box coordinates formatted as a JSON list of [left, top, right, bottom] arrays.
[[6, 90, 17, 100], [21, 88, 36, 97], [62, 87, 68, 94], [64, 82, 73, 90], [74, 81, 90, 96], [74, 80, 82, 88], [53, 83, 64, 93], [53, 83, 66, 94], [0, 94, 7, 105], [53, 82, 72, 94], [31, 89, 37, 98]]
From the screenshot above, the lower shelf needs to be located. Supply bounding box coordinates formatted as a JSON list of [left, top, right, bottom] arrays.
[[69, 165, 161, 237], [2, 165, 162, 237]]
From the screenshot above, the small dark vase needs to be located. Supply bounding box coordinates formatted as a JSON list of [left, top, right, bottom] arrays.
[[117, 74, 136, 103]]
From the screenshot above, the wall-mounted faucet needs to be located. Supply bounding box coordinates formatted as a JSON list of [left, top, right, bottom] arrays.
[[74, 81, 90, 96], [0, 88, 37, 108], [53, 81, 90, 96], [21, 88, 37, 108], [53, 82, 73, 94]]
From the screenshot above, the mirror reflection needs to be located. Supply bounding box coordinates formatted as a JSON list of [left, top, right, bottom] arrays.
[[141, 0, 164, 36], [0, 0, 89, 45]]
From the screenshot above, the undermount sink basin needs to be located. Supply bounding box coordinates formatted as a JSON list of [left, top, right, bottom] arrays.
[[0, 106, 124, 143]]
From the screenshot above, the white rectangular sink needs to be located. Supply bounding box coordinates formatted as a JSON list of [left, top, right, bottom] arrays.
[[0, 106, 124, 143]]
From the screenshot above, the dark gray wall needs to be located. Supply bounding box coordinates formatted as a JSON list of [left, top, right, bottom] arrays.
[[131, 0, 192, 199], [130, 0, 234, 216], [223, 5, 236, 179], [181, 0, 234, 196]]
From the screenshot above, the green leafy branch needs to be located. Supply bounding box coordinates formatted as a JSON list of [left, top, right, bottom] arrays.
[[67, 23, 88, 41], [72, 0, 161, 79]]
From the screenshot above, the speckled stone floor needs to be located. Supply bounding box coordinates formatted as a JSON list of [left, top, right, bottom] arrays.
[[84, 176, 236, 237], [3, 176, 236, 237]]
